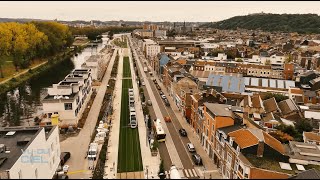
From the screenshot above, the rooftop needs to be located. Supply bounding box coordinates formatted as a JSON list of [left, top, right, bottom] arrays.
[[204, 103, 233, 117], [0, 126, 56, 171]]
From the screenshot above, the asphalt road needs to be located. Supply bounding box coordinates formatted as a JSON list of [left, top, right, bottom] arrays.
[[130, 39, 201, 177]]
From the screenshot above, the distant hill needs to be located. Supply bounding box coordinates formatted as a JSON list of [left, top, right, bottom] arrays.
[[201, 13, 320, 34]]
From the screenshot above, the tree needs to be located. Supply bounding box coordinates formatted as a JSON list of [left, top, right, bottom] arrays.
[[296, 119, 313, 134], [263, 92, 288, 102], [158, 159, 166, 179], [285, 54, 293, 63], [265, 59, 271, 65], [236, 58, 243, 62], [147, 117, 152, 129]]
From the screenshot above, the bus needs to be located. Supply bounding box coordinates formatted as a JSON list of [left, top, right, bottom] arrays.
[[130, 111, 137, 129], [153, 119, 166, 142]]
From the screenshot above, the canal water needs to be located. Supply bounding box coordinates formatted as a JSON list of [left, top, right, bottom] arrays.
[[0, 37, 108, 127]]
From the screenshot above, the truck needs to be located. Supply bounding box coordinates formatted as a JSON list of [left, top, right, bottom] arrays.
[[144, 67, 148, 73], [87, 143, 99, 160]]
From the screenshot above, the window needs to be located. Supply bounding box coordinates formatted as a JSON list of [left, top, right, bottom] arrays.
[[238, 165, 244, 175], [227, 153, 232, 167], [64, 103, 73, 110], [54, 112, 58, 114], [48, 113, 52, 118], [35, 169, 38, 179]]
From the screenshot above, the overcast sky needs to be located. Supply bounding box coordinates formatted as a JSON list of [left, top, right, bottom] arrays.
[[1, 1, 320, 22]]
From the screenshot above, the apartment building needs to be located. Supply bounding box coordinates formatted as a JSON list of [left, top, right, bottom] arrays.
[[215, 127, 291, 179], [0, 126, 60, 179], [42, 69, 93, 128], [202, 103, 235, 159]]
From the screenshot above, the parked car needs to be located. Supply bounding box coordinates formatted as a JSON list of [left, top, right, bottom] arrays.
[[159, 91, 164, 96], [187, 143, 196, 153], [156, 85, 161, 90], [60, 152, 71, 166], [179, 128, 187, 137], [147, 100, 152, 106], [161, 95, 166, 99], [141, 81, 145, 86], [192, 154, 202, 165]]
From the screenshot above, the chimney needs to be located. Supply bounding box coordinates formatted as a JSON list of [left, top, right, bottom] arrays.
[[257, 140, 264, 157]]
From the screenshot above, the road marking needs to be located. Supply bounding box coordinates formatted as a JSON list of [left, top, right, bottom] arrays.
[[192, 169, 198, 177], [67, 170, 90, 175], [184, 169, 190, 177], [188, 169, 193, 177]]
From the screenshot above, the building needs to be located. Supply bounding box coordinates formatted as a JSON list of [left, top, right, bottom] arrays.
[[0, 126, 60, 179], [81, 54, 104, 80], [303, 132, 320, 145], [202, 103, 235, 159], [215, 127, 291, 179], [42, 69, 93, 128], [171, 77, 200, 122], [288, 141, 320, 165], [206, 74, 245, 94]]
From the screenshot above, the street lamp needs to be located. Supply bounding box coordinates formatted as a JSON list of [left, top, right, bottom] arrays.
[[146, 165, 149, 179]]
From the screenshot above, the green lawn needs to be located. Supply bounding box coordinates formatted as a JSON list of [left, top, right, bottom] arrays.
[[117, 57, 143, 173], [123, 57, 131, 78]]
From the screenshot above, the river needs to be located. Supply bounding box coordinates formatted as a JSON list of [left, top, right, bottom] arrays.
[[0, 37, 108, 127]]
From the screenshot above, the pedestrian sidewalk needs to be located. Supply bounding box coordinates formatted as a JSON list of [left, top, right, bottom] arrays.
[[104, 49, 122, 179], [128, 46, 161, 179], [61, 48, 118, 179], [129, 37, 184, 170]]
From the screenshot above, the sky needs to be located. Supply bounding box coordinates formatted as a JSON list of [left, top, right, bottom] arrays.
[[1, 1, 320, 22]]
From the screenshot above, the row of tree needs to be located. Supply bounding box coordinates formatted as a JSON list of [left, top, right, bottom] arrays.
[[69, 26, 140, 41], [0, 21, 73, 77], [202, 13, 320, 34]]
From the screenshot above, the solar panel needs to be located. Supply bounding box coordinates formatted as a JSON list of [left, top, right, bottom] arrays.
[[262, 78, 269, 87], [213, 75, 221, 86], [229, 77, 240, 92], [269, 79, 276, 88], [206, 74, 214, 86], [285, 81, 296, 89], [277, 80, 284, 89], [244, 77, 250, 86], [251, 78, 259, 86], [221, 76, 230, 91]]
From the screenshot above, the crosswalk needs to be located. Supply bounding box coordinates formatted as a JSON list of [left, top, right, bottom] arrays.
[[165, 169, 199, 179]]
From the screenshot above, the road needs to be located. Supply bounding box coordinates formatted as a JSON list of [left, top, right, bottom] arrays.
[[129, 37, 202, 179], [129, 36, 222, 179]]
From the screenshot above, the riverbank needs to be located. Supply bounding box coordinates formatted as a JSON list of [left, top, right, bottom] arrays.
[[0, 47, 83, 95]]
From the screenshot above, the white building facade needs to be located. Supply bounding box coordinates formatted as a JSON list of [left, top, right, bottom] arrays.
[[42, 69, 93, 127], [0, 126, 60, 179]]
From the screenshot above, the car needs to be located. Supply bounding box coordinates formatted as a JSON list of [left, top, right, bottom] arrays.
[[141, 81, 145, 86], [187, 143, 196, 153], [164, 116, 171, 122], [161, 95, 166, 99], [159, 91, 164, 96], [147, 100, 152, 106], [179, 128, 187, 137], [192, 154, 203, 165], [60, 152, 71, 166], [164, 98, 170, 106]]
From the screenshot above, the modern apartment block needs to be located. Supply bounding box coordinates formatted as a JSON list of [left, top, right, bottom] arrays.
[[0, 126, 60, 179], [42, 69, 93, 128]]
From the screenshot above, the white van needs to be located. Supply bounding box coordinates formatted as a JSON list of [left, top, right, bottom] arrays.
[[88, 143, 99, 160]]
